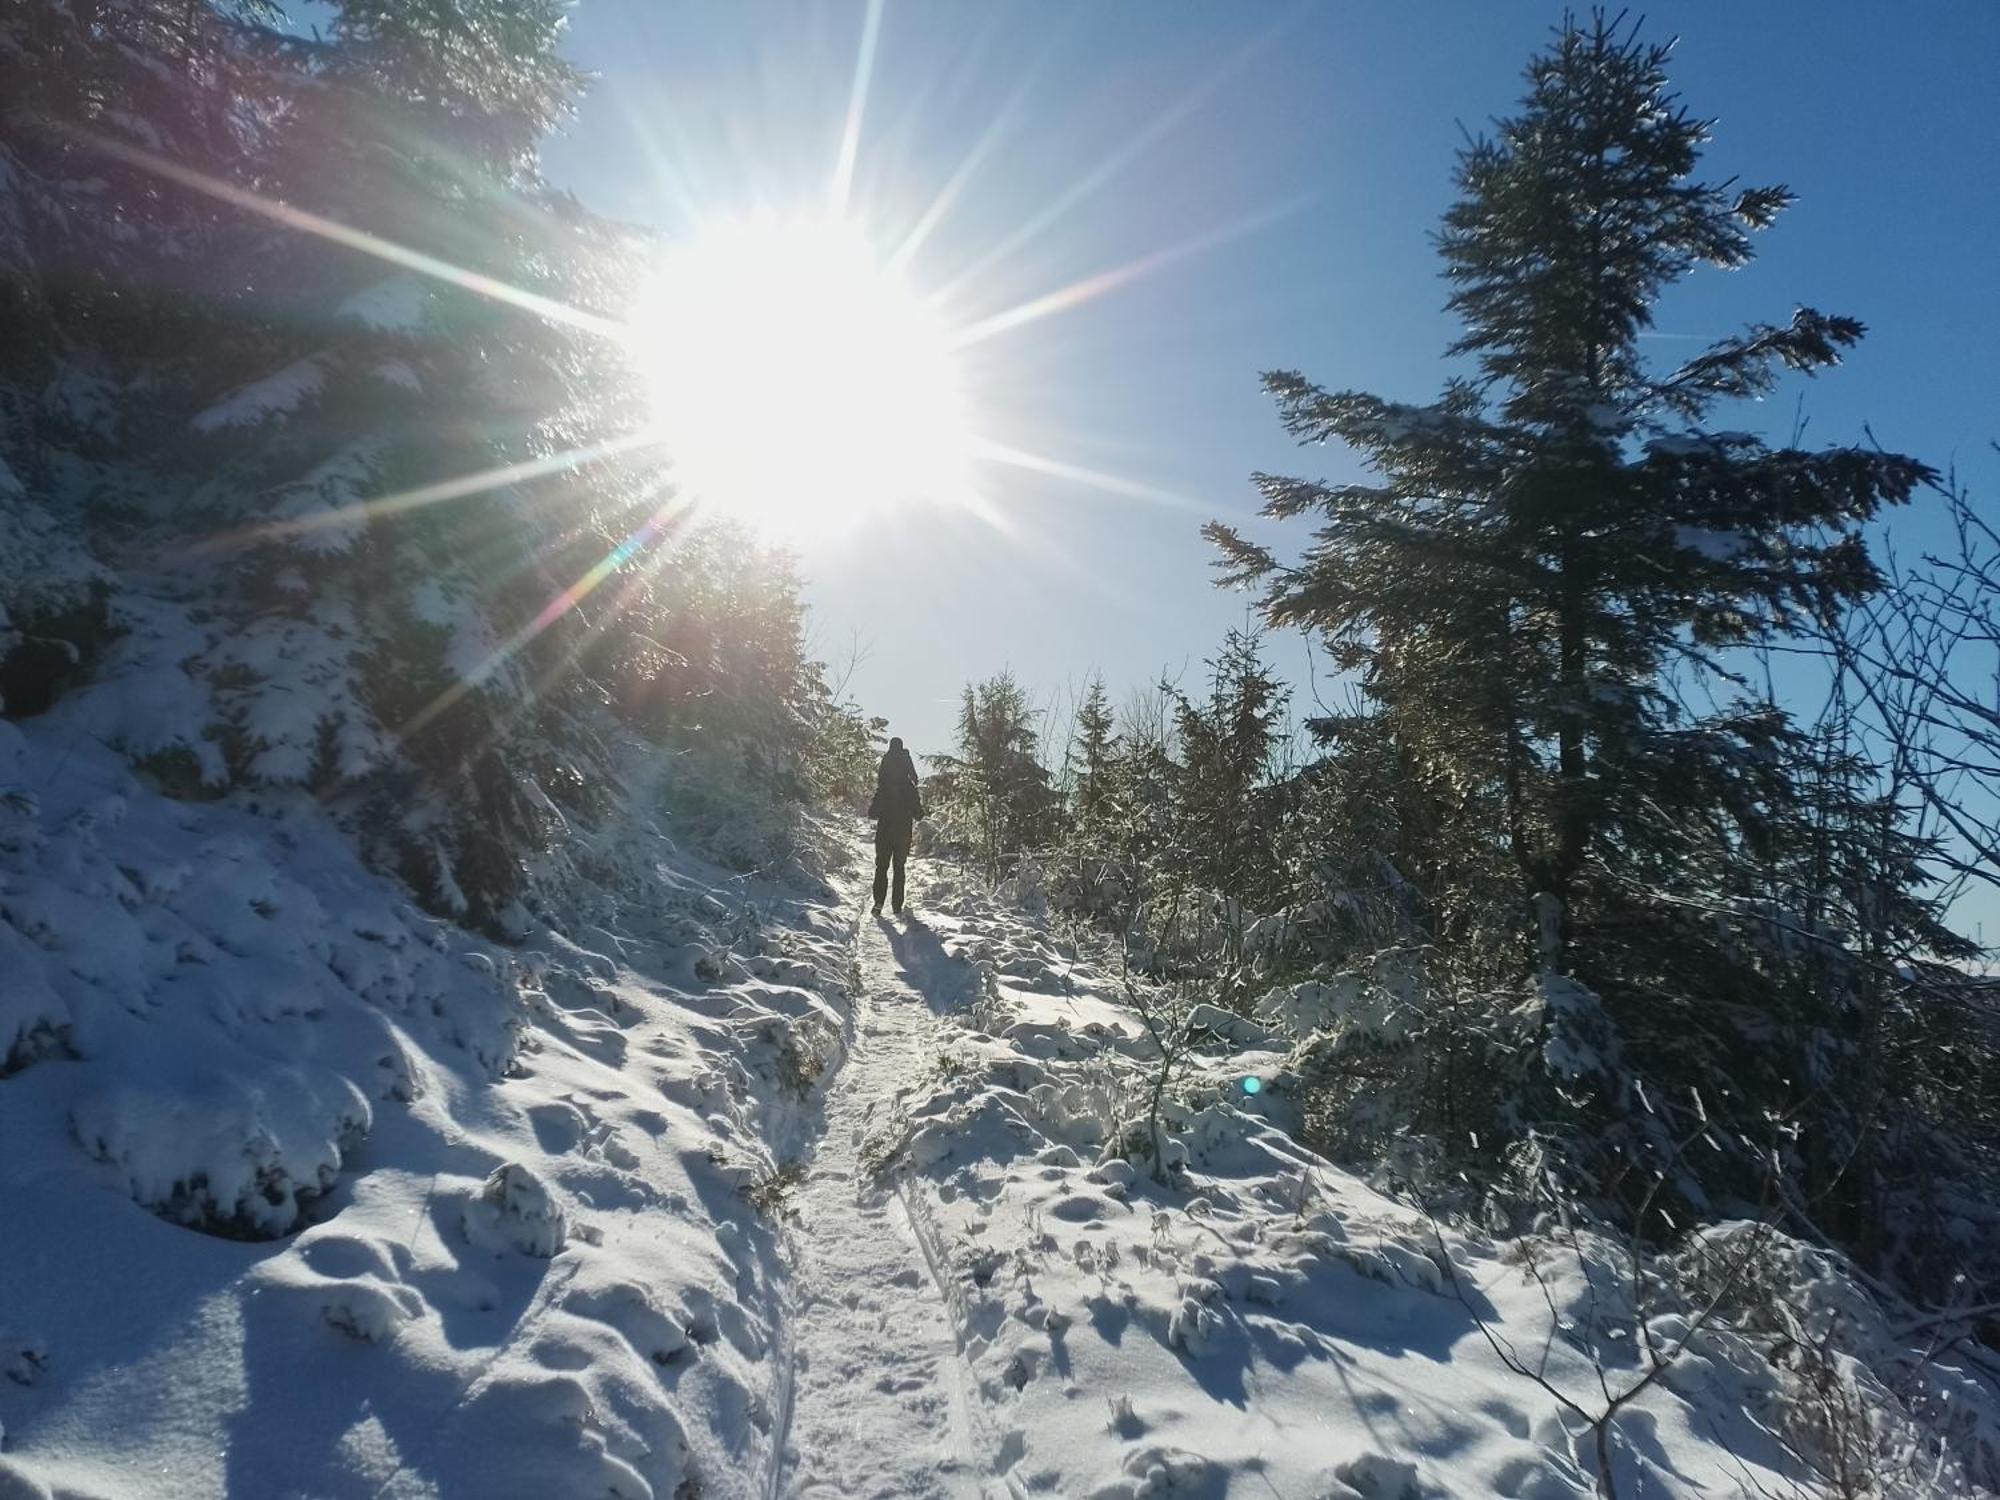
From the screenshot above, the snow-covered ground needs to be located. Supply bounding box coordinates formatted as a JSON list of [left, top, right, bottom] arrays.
[[4, 726, 1996, 1498], [0, 716, 851, 1499], [769, 896, 983, 1500], [851, 869, 2000, 1499]]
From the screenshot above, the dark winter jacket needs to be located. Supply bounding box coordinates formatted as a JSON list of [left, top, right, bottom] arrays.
[[868, 746, 924, 838]]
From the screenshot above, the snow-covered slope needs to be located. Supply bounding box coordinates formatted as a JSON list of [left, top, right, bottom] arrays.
[[847, 870, 2000, 1500], [4, 731, 1996, 1498], [0, 717, 853, 1499]]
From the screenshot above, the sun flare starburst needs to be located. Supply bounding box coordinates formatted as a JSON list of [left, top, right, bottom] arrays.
[[629, 214, 974, 539], [79, 0, 1300, 720]]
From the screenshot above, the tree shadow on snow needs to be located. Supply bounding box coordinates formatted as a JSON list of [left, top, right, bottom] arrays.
[[1119, 1200, 1514, 1422]]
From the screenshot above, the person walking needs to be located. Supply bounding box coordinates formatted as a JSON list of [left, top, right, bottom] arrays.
[[868, 736, 924, 916]]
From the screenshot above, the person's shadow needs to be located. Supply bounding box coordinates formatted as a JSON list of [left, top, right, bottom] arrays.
[[880, 913, 978, 1015]]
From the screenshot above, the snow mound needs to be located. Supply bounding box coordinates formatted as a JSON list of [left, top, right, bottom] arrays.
[[1089, 1444, 1228, 1498], [1328, 1451, 1432, 1498], [462, 1162, 568, 1258], [189, 357, 326, 432], [335, 274, 430, 331], [71, 1065, 369, 1238], [0, 1335, 46, 1389]]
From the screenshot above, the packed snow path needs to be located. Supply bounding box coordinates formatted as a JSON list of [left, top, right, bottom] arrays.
[[772, 899, 986, 1500]]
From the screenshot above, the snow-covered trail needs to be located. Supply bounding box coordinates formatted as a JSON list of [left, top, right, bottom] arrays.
[[771, 896, 988, 1500]]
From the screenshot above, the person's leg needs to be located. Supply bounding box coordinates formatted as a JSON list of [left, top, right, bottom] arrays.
[[891, 846, 907, 911], [873, 840, 891, 912]]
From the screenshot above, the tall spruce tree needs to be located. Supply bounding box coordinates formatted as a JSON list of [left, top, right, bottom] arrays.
[[173, 0, 599, 925], [1168, 630, 1287, 905], [1207, 13, 1930, 968], [930, 672, 1058, 871], [1069, 675, 1119, 830]]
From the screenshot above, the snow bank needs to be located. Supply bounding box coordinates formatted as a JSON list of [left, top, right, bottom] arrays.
[[9, 749, 1992, 1497], [462, 1162, 568, 1258], [72, 1064, 370, 1237]]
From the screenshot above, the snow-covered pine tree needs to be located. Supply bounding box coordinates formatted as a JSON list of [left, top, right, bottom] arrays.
[[929, 672, 1059, 874], [1166, 629, 1287, 910], [1104, 684, 1181, 904], [1207, 12, 1931, 972], [3, 0, 851, 927], [1207, 14, 1962, 1259], [1069, 674, 1119, 830], [1045, 674, 1125, 915], [0, 0, 286, 715], [137, 0, 602, 927]]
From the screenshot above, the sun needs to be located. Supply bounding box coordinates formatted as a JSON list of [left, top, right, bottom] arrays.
[[629, 212, 974, 539]]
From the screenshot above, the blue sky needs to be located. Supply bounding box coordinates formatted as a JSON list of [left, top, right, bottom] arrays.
[[540, 2, 2000, 764]]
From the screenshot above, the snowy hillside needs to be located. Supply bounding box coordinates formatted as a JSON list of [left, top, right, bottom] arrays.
[[0, 714, 853, 1498], [836, 872, 2000, 1499], [6, 702, 1995, 1498]]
